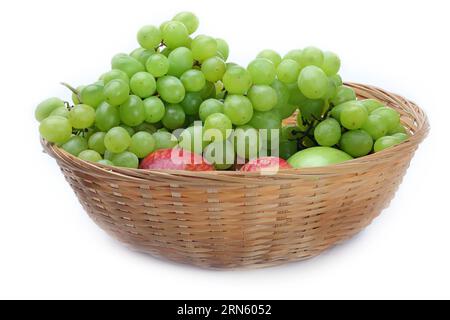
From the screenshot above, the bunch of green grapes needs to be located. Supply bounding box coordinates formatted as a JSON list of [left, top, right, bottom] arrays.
[[35, 12, 409, 170]]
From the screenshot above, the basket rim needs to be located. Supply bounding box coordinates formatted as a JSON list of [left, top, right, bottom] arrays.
[[42, 82, 430, 181]]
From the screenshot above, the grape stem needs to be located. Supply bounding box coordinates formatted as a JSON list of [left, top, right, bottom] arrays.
[[61, 82, 82, 103]]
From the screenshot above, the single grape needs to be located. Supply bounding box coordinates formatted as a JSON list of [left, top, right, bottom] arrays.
[[314, 118, 342, 147], [145, 53, 169, 77], [39, 116, 72, 144], [162, 104, 186, 130], [330, 74, 343, 87], [340, 130, 373, 157], [72, 86, 84, 105], [104, 79, 130, 106], [371, 107, 401, 131], [97, 159, 114, 166], [201, 56, 226, 82], [130, 48, 155, 66], [324, 78, 338, 101], [271, 80, 296, 119], [222, 66, 252, 94], [392, 133, 409, 141], [360, 99, 384, 113], [104, 127, 132, 153], [80, 84, 105, 108], [277, 59, 300, 84], [374, 136, 402, 152], [167, 47, 194, 77], [321, 51, 341, 76], [203, 140, 235, 170], [173, 12, 199, 35], [62, 136, 88, 156], [248, 111, 282, 149], [137, 25, 162, 49], [180, 92, 203, 115], [299, 98, 325, 122], [134, 122, 158, 134], [95, 102, 120, 132], [257, 49, 282, 67], [330, 86, 357, 106], [50, 106, 69, 118], [78, 150, 102, 162], [153, 131, 178, 150], [129, 72, 156, 98], [199, 81, 216, 99], [103, 150, 116, 161], [111, 151, 139, 168], [284, 49, 303, 65], [180, 69, 206, 92], [233, 125, 261, 160], [119, 95, 145, 126], [247, 58, 276, 85], [340, 101, 369, 130], [247, 85, 278, 112], [279, 140, 298, 160], [161, 20, 189, 49], [389, 123, 407, 135], [69, 104, 96, 129], [191, 35, 218, 62], [128, 131, 156, 158], [300, 46, 324, 67], [204, 113, 233, 142], [88, 132, 107, 155], [361, 114, 389, 140], [216, 38, 229, 61], [35, 97, 65, 122], [143, 96, 165, 123], [156, 76, 186, 104], [298, 65, 328, 99], [100, 69, 129, 85], [111, 53, 145, 78], [199, 99, 224, 121], [224, 95, 254, 125], [178, 125, 207, 154]]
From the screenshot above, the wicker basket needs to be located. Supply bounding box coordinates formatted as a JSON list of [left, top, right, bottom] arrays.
[[42, 83, 429, 269]]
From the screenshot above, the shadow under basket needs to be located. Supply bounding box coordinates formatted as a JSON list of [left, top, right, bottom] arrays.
[[42, 83, 429, 269]]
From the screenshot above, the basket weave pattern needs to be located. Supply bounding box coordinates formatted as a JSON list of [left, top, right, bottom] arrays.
[[43, 83, 429, 269]]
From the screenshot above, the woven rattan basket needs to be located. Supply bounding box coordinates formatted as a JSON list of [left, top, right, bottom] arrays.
[[42, 83, 429, 269]]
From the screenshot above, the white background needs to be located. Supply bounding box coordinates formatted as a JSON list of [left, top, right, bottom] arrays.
[[0, 0, 449, 300]]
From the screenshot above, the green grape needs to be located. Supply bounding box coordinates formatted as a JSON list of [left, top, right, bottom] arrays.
[[97, 159, 114, 166], [104, 127, 132, 153], [156, 76, 186, 104], [191, 35, 218, 62], [103, 150, 115, 161], [339, 130, 373, 157], [324, 78, 338, 101], [360, 99, 384, 113], [257, 49, 282, 67], [35, 97, 65, 122], [62, 136, 88, 156], [104, 79, 130, 106], [199, 81, 216, 99], [201, 56, 226, 82], [95, 102, 120, 131], [129, 131, 156, 158], [222, 66, 252, 94], [204, 113, 233, 142], [120, 125, 135, 137], [153, 131, 178, 149], [145, 53, 169, 77], [340, 101, 368, 130], [180, 92, 203, 115], [233, 125, 261, 160], [361, 114, 389, 140], [100, 69, 129, 85], [279, 140, 298, 160], [216, 38, 229, 61], [50, 106, 69, 118], [299, 98, 325, 122], [184, 114, 198, 127], [173, 12, 199, 35], [162, 104, 186, 129], [111, 151, 139, 168], [393, 133, 409, 141], [111, 53, 145, 78], [247, 85, 278, 112], [119, 95, 145, 126], [199, 99, 224, 121], [143, 96, 165, 123], [137, 25, 162, 49], [314, 118, 341, 147], [88, 132, 107, 154], [180, 69, 206, 92], [371, 107, 401, 131], [389, 123, 407, 135], [247, 58, 276, 85], [298, 66, 328, 99], [80, 83, 105, 109], [248, 110, 281, 131], [287, 82, 306, 106], [374, 136, 402, 152], [224, 95, 254, 125], [284, 49, 303, 65], [330, 74, 343, 87], [134, 122, 158, 134], [72, 86, 84, 105], [321, 51, 341, 76], [167, 47, 194, 77], [69, 104, 95, 129], [276, 59, 300, 84], [203, 140, 235, 170], [129, 72, 156, 98], [330, 86, 356, 106], [178, 125, 207, 154], [130, 48, 155, 66], [78, 150, 102, 162], [161, 21, 189, 49], [300, 46, 324, 67], [271, 80, 295, 119], [39, 116, 72, 143], [160, 47, 173, 57]]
